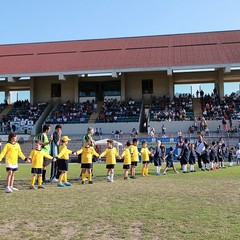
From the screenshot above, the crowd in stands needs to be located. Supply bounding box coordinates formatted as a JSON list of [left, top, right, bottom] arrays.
[[201, 91, 240, 120], [0, 100, 48, 134], [97, 98, 141, 123], [150, 94, 194, 121], [46, 100, 94, 124]]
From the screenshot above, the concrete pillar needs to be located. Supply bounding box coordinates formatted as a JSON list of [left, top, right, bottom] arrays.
[[73, 75, 79, 102], [30, 77, 34, 105], [168, 75, 174, 99], [121, 73, 126, 101], [217, 69, 224, 98]]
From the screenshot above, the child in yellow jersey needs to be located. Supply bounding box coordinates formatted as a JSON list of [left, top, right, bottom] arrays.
[[140, 141, 152, 176], [76, 139, 99, 184], [0, 132, 29, 193], [29, 140, 56, 190], [57, 136, 75, 187], [121, 141, 132, 180], [130, 138, 140, 179], [99, 139, 120, 182]]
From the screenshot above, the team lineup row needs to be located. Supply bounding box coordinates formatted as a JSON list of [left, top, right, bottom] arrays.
[[0, 124, 237, 193]]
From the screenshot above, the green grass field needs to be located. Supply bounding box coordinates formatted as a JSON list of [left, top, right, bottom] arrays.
[[0, 162, 240, 240]]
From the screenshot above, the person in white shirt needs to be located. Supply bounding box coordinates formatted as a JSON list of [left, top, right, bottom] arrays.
[[195, 135, 207, 170]]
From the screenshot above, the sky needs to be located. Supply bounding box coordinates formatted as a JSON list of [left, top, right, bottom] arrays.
[[1, 0, 240, 102]]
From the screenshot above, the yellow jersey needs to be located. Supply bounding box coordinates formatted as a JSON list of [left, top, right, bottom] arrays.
[[141, 147, 151, 161], [121, 148, 131, 165], [0, 142, 26, 167], [29, 149, 53, 168], [58, 145, 73, 160], [76, 146, 99, 164], [130, 145, 139, 162], [99, 147, 119, 165]]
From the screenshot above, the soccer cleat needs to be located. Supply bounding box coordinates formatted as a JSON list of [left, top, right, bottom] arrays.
[[11, 187, 19, 191], [81, 181, 85, 185], [51, 178, 58, 183], [57, 183, 65, 187], [30, 186, 37, 190], [163, 172, 166, 175], [88, 181, 93, 184], [175, 171, 180, 174], [63, 182, 71, 187], [5, 187, 13, 193], [38, 185, 46, 189]]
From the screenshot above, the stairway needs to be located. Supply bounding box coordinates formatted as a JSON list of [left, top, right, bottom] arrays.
[[192, 98, 202, 119], [0, 104, 13, 119], [88, 101, 103, 124]]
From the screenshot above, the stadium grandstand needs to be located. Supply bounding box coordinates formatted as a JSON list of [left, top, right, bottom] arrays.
[[0, 29, 240, 142]]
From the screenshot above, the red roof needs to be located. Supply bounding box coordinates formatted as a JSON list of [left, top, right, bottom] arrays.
[[0, 30, 240, 76]]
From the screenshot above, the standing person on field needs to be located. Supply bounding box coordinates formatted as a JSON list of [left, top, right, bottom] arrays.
[[179, 138, 189, 173], [50, 124, 62, 182], [153, 140, 165, 175], [80, 127, 96, 178], [99, 139, 120, 182], [236, 146, 240, 166], [140, 140, 152, 176], [38, 124, 52, 183], [29, 139, 56, 190], [210, 141, 218, 170], [188, 143, 197, 172], [0, 132, 29, 193], [176, 136, 184, 169], [130, 138, 140, 179], [76, 138, 99, 184], [195, 135, 207, 171], [228, 146, 235, 167], [121, 141, 132, 180], [57, 136, 75, 187]]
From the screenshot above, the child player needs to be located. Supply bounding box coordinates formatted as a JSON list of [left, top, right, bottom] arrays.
[[121, 141, 132, 180], [76, 138, 99, 184], [0, 132, 29, 193], [162, 147, 179, 175], [57, 136, 75, 187], [29, 139, 56, 190], [140, 140, 152, 176], [99, 139, 120, 182], [189, 143, 197, 172], [130, 138, 140, 179]]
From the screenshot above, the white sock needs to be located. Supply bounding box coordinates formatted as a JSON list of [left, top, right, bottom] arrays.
[[110, 172, 114, 180], [210, 162, 214, 168], [156, 166, 159, 174], [183, 165, 187, 172]]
